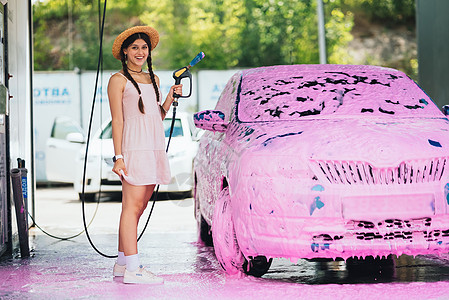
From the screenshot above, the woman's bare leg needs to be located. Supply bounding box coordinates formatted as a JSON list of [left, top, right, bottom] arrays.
[[118, 181, 155, 255]]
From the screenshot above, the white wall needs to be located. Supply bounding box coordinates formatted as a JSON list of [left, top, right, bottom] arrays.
[[7, 1, 32, 200], [33, 69, 239, 182], [33, 72, 81, 181], [8, 0, 32, 164], [7, 0, 32, 168], [197, 69, 242, 111]]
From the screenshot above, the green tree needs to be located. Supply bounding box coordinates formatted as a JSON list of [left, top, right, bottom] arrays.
[[187, 0, 245, 69], [33, 0, 355, 70], [339, 0, 415, 25], [33, 19, 60, 70], [239, 0, 353, 66], [140, 0, 193, 70]]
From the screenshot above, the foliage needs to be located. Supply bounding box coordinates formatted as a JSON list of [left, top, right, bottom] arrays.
[[140, 0, 354, 69], [339, 0, 415, 25], [33, 19, 59, 70], [33, 0, 414, 73]]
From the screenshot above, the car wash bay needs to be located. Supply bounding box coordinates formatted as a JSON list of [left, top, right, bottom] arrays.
[[1, 186, 449, 299], [2, 1, 449, 298]]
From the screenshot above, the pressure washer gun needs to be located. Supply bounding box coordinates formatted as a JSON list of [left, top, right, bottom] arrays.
[[166, 52, 205, 151], [172, 51, 205, 107]]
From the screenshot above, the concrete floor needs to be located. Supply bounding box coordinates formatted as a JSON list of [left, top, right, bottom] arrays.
[[2, 187, 449, 299], [1, 187, 223, 299]]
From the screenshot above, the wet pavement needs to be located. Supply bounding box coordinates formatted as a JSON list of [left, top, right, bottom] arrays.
[[1, 186, 449, 299]]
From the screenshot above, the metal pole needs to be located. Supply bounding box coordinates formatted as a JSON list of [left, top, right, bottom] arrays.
[[68, 0, 73, 70], [76, 67, 83, 128], [317, 0, 327, 64], [28, 0, 36, 227]]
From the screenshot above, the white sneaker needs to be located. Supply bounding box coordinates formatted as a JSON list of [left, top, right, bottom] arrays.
[[123, 265, 164, 284], [113, 263, 126, 277]]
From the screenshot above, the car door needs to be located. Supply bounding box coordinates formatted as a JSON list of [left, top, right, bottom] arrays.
[[45, 116, 85, 183], [200, 73, 242, 222]]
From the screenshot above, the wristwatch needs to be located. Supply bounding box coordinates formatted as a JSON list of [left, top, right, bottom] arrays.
[[112, 154, 123, 163]]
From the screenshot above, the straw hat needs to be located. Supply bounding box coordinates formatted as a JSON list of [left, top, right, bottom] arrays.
[[112, 26, 159, 60]]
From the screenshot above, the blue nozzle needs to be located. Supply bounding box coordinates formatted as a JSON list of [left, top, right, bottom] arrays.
[[189, 52, 205, 68]]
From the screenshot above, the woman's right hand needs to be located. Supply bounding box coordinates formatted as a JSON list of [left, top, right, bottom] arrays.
[[112, 159, 128, 177]]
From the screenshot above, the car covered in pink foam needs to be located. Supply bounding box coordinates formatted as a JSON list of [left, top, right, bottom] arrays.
[[193, 64, 449, 277]]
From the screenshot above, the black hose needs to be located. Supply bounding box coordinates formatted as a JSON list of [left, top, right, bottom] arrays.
[[33, 0, 178, 258], [137, 104, 178, 241], [80, 0, 116, 258], [30, 0, 104, 245]]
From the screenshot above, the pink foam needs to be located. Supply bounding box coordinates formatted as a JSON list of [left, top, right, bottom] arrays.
[[194, 64, 449, 274]]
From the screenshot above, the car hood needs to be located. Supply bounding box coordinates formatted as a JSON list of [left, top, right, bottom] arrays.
[[165, 136, 198, 157], [83, 136, 196, 159], [79, 138, 114, 157], [228, 117, 449, 166]]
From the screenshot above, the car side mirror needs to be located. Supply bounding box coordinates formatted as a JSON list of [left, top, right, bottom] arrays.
[[442, 105, 449, 116], [194, 110, 228, 133], [66, 132, 85, 144]]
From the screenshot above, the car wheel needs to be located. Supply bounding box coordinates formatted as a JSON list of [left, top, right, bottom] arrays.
[[79, 192, 96, 202], [194, 175, 213, 246], [168, 191, 193, 200], [212, 187, 247, 275], [199, 215, 213, 246], [212, 187, 272, 277], [243, 255, 273, 277], [346, 255, 395, 276]]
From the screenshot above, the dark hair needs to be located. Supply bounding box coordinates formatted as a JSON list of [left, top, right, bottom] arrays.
[[120, 32, 160, 114]]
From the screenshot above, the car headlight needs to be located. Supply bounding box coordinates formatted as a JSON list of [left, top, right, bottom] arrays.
[[104, 157, 114, 166], [168, 150, 186, 159], [77, 152, 85, 161], [77, 153, 100, 163]]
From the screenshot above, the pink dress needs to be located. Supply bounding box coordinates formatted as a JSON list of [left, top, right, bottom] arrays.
[[117, 72, 171, 185]]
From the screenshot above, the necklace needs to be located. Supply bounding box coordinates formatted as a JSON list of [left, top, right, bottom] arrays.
[[128, 68, 142, 73]]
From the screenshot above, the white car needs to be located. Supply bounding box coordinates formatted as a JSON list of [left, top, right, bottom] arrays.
[[45, 116, 85, 183], [48, 112, 200, 200]]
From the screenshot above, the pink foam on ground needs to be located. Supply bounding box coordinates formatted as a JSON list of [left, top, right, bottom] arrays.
[[2, 232, 449, 299]]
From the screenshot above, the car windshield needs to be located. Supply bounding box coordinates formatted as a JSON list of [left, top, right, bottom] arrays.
[[100, 122, 112, 139], [100, 118, 183, 139], [237, 65, 442, 122], [51, 117, 84, 139], [163, 118, 183, 137]]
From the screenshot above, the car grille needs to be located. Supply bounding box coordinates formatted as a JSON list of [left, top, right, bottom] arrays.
[[312, 157, 448, 185]]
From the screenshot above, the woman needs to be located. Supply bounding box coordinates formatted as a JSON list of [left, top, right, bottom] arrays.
[[108, 25, 182, 284]]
